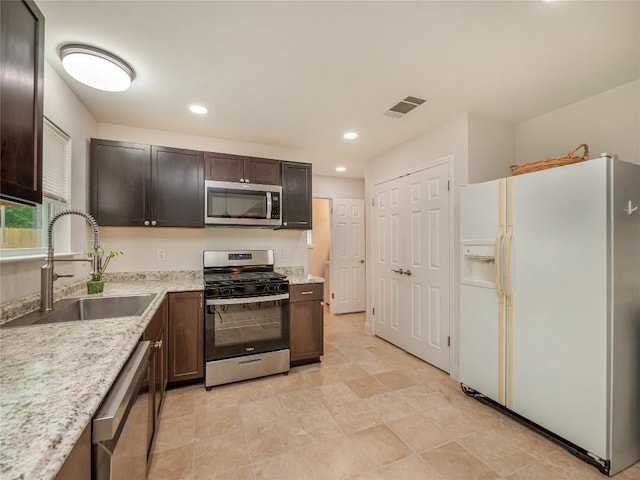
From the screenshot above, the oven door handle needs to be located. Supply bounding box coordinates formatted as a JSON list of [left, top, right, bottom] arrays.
[[206, 293, 289, 306]]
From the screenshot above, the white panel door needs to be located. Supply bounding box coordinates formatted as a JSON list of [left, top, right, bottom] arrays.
[[401, 165, 450, 371], [509, 160, 608, 459], [372, 181, 403, 346], [372, 162, 451, 372], [331, 198, 366, 314]]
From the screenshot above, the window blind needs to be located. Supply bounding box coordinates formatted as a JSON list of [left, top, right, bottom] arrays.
[[42, 118, 71, 203]]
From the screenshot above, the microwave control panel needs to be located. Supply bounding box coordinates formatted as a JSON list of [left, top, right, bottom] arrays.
[[272, 194, 280, 219]]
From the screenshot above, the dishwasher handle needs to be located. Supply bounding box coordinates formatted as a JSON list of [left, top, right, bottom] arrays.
[[92, 341, 151, 443]]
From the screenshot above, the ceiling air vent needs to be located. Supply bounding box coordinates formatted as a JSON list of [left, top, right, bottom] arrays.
[[384, 96, 427, 118]]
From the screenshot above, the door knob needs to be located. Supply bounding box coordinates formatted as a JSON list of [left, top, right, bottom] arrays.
[[359, 259, 365, 264], [404, 269, 412, 276], [392, 268, 404, 275]]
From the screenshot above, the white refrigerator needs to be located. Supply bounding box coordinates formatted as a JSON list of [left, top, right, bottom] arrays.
[[459, 156, 640, 476]]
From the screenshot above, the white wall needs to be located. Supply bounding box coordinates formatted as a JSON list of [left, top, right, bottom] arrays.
[[364, 113, 470, 381], [308, 198, 330, 277], [0, 62, 99, 303], [516, 80, 640, 166], [99, 227, 307, 273], [98, 123, 307, 163], [313, 175, 365, 199], [468, 113, 516, 183]]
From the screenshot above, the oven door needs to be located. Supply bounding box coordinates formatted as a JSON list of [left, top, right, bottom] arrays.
[[204, 180, 282, 227], [205, 293, 289, 361]]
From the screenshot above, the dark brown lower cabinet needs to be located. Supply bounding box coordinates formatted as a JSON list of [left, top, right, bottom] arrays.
[[289, 283, 324, 365], [168, 291, 204, 383], [143, 296, 168, 459], [54, 424, 90, 480]]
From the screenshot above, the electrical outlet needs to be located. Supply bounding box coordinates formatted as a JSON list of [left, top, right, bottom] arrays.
[[282, 248, 289, 258], [157, 249, 166, 261]]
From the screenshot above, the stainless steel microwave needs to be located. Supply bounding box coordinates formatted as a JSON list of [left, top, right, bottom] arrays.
[[204, 180, 282, 227]]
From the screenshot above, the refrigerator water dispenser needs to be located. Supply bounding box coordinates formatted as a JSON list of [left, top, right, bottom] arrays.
[[462, 243, 495, 287]]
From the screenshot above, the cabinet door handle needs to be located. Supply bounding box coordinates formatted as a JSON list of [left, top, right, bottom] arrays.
[[200, 294, 203, 308], [144, 220, 150, 226], [245, 179, 250, 183], [300, 291, 314, 295], [240, 178, 245, 183], [154, 340, 162, 349], [151, 220, 157, 226]]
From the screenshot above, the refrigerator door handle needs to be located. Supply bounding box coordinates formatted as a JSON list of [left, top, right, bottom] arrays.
[[494, 227, 504, 296], [503, 225, 514, 298]]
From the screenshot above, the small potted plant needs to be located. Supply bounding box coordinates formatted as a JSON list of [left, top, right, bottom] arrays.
[[86, 248, 123, 294]]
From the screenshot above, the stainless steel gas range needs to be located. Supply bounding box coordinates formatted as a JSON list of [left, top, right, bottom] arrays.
[[203, 250, 290, 390]]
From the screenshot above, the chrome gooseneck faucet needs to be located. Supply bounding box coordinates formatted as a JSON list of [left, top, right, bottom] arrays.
[[40, 209, 102, 312]]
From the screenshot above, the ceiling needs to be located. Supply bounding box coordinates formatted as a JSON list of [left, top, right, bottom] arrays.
[[37, 1, 639, 178]]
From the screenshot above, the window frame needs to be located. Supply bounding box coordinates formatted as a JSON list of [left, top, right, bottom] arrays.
[[0, 118, 72, 261]]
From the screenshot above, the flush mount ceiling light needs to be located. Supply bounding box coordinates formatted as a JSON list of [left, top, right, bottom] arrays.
[[189, 105, 208, 115], [336, 166, 347, 172], [343, 131, 358, 140], [59, 44, 135, 92]]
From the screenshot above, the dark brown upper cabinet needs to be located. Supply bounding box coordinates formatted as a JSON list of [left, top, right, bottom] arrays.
[[281, 161, 312, 229], [0, 0, 45, 205], [90, 139, 204, 227], [204, 152, 281, 185], [152, 145, 204, 227]]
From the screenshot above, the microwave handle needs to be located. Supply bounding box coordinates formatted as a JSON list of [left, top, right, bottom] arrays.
[[266, 192, 272, 219]]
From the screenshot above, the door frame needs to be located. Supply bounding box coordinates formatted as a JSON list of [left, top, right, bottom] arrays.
[[311, 194, 367, 315], [367, 155, 455, 372]]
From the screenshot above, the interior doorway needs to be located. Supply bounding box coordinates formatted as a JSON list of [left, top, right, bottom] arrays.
[[309, 196, 366, 314], [309, 198, 331, 307]]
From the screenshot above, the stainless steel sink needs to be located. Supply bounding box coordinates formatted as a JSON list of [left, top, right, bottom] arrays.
[[2, 294, 156, 328]]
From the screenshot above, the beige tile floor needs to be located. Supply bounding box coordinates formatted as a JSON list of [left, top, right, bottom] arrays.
[[149, 309, 640, 480]]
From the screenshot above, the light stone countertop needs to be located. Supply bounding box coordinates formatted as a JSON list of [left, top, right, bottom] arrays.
[[0, 277, 203, 480], [0, 269, 320, 480], [287, 273, 325, 285]]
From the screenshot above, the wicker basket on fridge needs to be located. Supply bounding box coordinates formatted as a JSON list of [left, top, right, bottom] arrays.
[[510, 144, 589, 176]]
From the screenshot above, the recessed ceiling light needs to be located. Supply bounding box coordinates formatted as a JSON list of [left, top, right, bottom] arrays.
[[336, 166, 346, 172], [343, 132, 358, 140], [189, 105, 208, 115], [59, 44, 135, 92]]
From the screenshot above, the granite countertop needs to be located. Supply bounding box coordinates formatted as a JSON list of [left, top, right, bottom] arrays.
[[287, 273, 325, 284], [0, 268, 320, 480], [0, 274, 203, 480]]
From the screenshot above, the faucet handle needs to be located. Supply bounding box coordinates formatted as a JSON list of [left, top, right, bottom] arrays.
[[53, 273, 74, 281]]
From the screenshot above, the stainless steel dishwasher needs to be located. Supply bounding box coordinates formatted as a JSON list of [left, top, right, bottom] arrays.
[[92, 341, 151, 480]]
